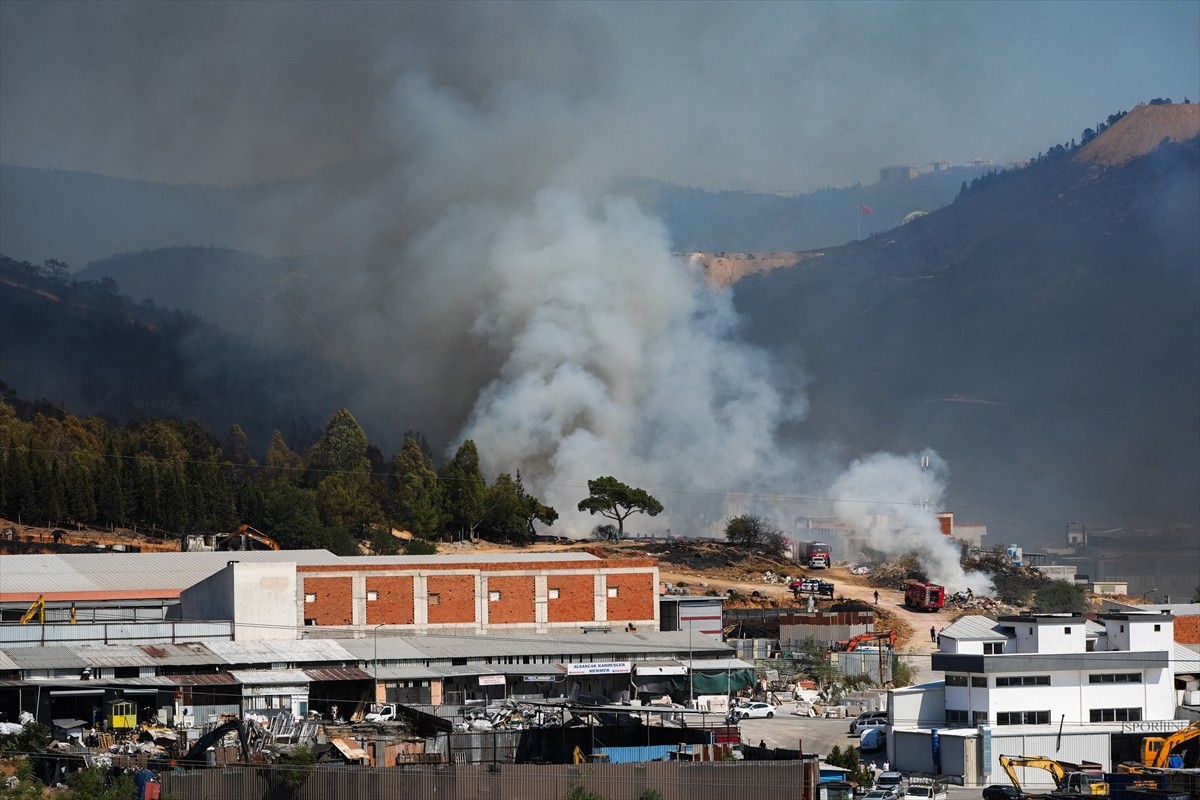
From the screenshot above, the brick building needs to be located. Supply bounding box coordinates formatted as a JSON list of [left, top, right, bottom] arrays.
[[294, 551, 660, 634]]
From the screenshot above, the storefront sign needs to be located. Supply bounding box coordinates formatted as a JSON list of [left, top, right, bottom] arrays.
[[1122, 720, 1189, 734], [477, 674, 506, 686], [567, 661, 632, 676]]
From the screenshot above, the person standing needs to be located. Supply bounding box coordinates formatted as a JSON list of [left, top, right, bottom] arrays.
[[929, 626, 936, 643], [874, 590, 880, 605], [330, 704, 339, 721]]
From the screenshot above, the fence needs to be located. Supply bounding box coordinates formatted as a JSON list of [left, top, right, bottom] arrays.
[[161, 759, 820, 800]]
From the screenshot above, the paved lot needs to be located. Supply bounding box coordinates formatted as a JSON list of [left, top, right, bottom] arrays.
[[734, 711, 991, 798]]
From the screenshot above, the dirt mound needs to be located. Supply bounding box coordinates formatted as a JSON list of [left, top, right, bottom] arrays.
[[684, 251, 823, 288], [1075, 103, 1200, 167]]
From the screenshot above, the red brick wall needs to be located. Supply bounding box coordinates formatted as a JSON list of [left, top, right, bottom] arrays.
[[547, 575, 595, 623], [303, 576, 353, 625], [427, 575, 476, 624], [366, 576, 415, 625], [485, 576, 536, 624], [605, 573, 655, 621], [1175, 614, 1200, 644]]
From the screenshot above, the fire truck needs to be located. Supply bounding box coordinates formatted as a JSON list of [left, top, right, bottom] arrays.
[[903, 580, 946, 611]]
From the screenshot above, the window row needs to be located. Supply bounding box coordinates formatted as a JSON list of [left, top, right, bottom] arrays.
[[1088, 673, 1141, 684], [996, 710, 1050, 725], [303, 586, 618, 604], [945, 709, 989, 725], [995, 675, 1050, 687], [945, 675, 988, 687], [1090, 707, 1141, 722]]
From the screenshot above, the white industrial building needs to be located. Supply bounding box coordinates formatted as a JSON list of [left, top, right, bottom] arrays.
[[886, 611, 1197, 789]]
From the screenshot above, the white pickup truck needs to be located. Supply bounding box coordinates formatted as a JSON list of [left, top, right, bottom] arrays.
[[905, 777, 948, 800], [364, 704, 398, 722]]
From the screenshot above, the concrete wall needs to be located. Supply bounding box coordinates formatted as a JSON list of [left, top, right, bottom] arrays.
[[181, 562, 295, 640]]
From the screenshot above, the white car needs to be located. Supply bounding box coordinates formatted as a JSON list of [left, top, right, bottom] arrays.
[[862, 789, 900, 800], [859, 726, 885, 751], [734, 702, 776, 719], [851, 716, 888, 735], [809, 555, 828, 569]]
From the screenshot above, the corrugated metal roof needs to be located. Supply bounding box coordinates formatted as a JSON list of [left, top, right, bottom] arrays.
[[165, 673, 239, 686], [4, 646, 89, 669], [0, 650, 19, 671], [304, 667, 372, 682], [0, 550, 342, 600], [372, 666, 443, 680], [687, 657, 754, 672], [72, 644, 159, 667], [1174, 643, 1200, 675], [137, 642, 224, 666], [204, 639, 356, 664], [230, 669, 310, 685], [940, 615, 1010, 641], [341, 630, 729, 662]]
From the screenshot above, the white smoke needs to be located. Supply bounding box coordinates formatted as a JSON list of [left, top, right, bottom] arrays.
[[829, 449, 993, 593], [454, 190, 809, 535]]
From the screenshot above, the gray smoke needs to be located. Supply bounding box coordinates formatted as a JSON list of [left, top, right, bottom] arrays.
[[2, 3, 1195, 554], [830, 450, 992, 593]]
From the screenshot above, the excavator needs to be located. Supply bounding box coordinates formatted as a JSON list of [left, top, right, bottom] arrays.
[[18, 595, 45, 624], [837, 629, 897, 652], [217, 524, 280, 552], [1118, 719, 1200, 772], [998, 754, 1109, 797]]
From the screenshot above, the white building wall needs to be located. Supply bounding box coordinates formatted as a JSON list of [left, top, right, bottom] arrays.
[[230, 562, 296, 640]]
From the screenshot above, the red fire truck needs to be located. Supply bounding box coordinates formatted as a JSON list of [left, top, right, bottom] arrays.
[[904, 580, 946, 611]]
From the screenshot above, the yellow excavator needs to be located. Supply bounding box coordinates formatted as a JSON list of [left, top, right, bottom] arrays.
[[998, 754, 1109, 797], [217, 524, 280, 551], [18, 595, 45, 624], [1119, 719, 1200, 772]]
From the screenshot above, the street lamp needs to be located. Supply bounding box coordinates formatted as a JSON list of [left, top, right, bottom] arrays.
[[1141, 589, 1157, 601], [373, 623, 386, 707]]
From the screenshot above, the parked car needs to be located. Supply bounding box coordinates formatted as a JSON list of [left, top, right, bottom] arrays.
[[861, 787, 900, 800], [905, 777, 947, 800], [809, 555, 829, 569], [848, 709, 888, 734], [850, 716, 888, 735], [981, 786, 1023, 800], [876, 771, 905, 795], [734, 701, 776, 719], [859, 726, 885, 751]]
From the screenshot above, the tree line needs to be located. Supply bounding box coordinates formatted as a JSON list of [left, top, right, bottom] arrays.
[[0, 397, 669, 554]]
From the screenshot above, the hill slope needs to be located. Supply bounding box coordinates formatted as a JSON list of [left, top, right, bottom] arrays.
[[732, 111, 1200, 540]]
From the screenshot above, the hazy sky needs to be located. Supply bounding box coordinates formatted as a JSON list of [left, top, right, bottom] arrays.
[[2, 0, 1197, 192]]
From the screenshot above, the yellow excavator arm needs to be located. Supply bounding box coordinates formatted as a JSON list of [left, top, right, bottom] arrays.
[[1144, 720, 1200, 768], [19, 595, 45, 624], [998, 754, 1109, 796]]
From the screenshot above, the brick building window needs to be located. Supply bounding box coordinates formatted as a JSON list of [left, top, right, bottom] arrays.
[[548, 588, 560, 599], [367, 590, 379, 601], [428, 594, 441, 605], [607, 587, 619, 598], [304, 593, 316, 603], [489, 591, 502, 601]]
